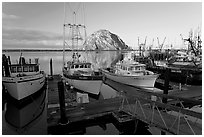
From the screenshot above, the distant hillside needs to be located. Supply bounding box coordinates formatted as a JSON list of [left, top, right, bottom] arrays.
[[84, 29, 129, 50]]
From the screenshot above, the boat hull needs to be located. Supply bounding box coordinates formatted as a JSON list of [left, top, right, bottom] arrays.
[[147, 65, 202, 85], [101, 69, 159, 90], [3, 73, 46, 100], [63, 74, 102, 95]]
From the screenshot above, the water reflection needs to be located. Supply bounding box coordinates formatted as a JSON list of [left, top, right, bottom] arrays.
[[3, 88, 47, 135]]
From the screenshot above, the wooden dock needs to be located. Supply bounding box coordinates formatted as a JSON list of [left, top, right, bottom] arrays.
[[47, 75, 202, 135]]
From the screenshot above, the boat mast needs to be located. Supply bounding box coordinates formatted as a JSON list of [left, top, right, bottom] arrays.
[[63, 3, 86, 63], [63, 3, 66, 68]]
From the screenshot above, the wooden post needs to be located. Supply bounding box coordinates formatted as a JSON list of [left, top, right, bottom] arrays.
[[162, 67, 170, 104], [2, 54, 10, 77], [58, 81, 68, 125], [50, 58, 53, 77], [2, 84, 6, 111], [7, 56, 11, 65], [161, 130, 166, 135], [161, 67, 170, 135]]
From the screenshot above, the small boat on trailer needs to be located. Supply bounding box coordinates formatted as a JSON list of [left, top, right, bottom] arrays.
[[2, 54, 46, 100], [101, 58, 159, 90]]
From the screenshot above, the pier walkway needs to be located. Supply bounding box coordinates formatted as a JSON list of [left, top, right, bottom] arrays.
[[119, 93, 201, 135], [47, 75, 202, 135]]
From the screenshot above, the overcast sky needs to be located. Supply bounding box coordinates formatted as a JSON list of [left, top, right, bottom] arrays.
[[2, 2, 202, 49]]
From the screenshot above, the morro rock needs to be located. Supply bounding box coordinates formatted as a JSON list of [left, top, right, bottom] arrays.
[[84, 29, 129, 50]]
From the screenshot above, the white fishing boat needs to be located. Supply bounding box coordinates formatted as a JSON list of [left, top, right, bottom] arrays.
[[2, 54, 46, 100], [63, 52, 103, 95], [101, 58, 159, 90], [62, 5, 102, 95]]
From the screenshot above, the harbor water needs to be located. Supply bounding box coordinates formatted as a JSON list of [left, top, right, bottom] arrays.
[[2, 51, 202, 135]]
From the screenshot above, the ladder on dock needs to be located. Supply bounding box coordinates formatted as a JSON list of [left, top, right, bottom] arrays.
[[118, 91, 202, 135]]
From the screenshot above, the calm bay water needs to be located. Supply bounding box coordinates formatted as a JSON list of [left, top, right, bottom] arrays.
[[2, 51, 201, 135]]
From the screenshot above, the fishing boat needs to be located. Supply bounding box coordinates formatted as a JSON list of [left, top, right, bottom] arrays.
[[62, 7, 102, 95], [166, 54, 202, 84], [147, 30, 202, 85], [63, 52, 103, 95], [2, 54, 46, 100], [101, 57, 159, 90]]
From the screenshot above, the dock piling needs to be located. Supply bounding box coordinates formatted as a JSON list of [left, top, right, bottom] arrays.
[[161, 67, 170, 135], [7, 56, 11, 65], [50, 58, 53, 77], [162, 68, 170, 104], [57, 80, 69, 125], [2, 54, 10, 77]]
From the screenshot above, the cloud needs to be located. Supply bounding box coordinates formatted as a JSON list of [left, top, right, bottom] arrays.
[[2, 27, 63, 49], [2, 13, 20, 20]]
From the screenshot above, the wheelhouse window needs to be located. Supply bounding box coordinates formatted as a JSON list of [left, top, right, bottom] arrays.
[[11, 67, 17, 73], [128, 67, 131, 71], [75, 65, 79, 68], [135, 67, 139, 70], [29, 66, 34, 72], [140, 66, 145, 71], [34, 65, 39, 71], [17, 66, 22, 72], [23, 66, 28, 72], [79, 65, 83, 68], [87, 64, 91, 68]]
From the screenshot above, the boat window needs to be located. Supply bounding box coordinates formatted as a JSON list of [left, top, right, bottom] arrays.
[[80, 65, 83, 68], [135, 67, 139, 70], [140, 66, 145, 70], [17, 66, 22, 72], [29, 66, 34, 72], [84, 65, 87, 68], [11, 67, 17, 73], [87, 64, 90, 68], [129, 66, 134, 71], [75, 65, 79, 68], [23, 66, 28, 72], [34, 65, 39, 71], [71, 65, 74, 69]]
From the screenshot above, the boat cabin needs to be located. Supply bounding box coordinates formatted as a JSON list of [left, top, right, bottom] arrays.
[[114, 61, 150, 76], [66, 61, 92, 70], [10, 64, 39, 73], [115, 62, 146, 72]]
